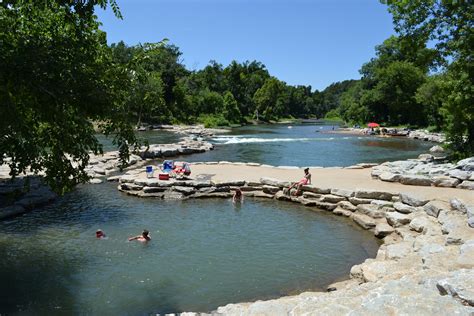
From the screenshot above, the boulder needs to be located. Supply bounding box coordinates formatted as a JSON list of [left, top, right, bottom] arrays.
[[181, 180, 212, 188], [393, 202, 417, 214], [448, 169, 471, 181], [89, 178, 103, 184], [418, 154, 434, 162], [142, 186, 167, 193], [106, 175, 121, 182], [399, 175, 432, 186], [467, 206, 474, 228], [437, 269, 474, 306], [424, 200, 448, 218], [352, 213, 376, 229], [385, 241, 413, 260], [457, 241, 474, 268], [357, 204, 385, 219], [302, 192, 321, 199], [330, 188, 354, 198], [386, 212, 411, 227], [333, 207, 353, 217], [134, 178, 174, 187], [262, 185, 280, 195], [120, 183, 142, 191], [274, 191, 291, 201], [429, 145, 444, 153], [337, 201, 357, 212], [300, 185, 331, 194], [319, 194, 346, 203], [314, 201, 338, 211], [172, 186, 196, 195], [374, 223, 395, 238], [457, 180, 474, 190], [450, 198, 468, 214], [239, 186, 262, 192], [370, 200, 393, 208], [349, 197, 375, 205], [245, 191, 274, 199], [379, 172, 402, 182], [259, 177, 291, 188], [433, 176, 461, 188], [355, 190, 394, 201], [212, 180, 246, 187], [400, 193, 429, 207]]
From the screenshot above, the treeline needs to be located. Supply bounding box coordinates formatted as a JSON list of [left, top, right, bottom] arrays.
[[109, 41, 351, 127], [331, 2, 473, 158]]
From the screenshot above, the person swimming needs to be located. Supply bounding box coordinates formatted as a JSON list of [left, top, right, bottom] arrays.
[[233, 188, 243, 204], [96, 229, 106, 239], [128, 229, 151, 242]]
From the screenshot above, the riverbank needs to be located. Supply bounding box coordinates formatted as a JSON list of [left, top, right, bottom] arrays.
[[116, 163, 473, 315], [331, 127, 446, 143]]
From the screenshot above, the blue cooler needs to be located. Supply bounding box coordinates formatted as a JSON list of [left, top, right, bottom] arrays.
[[146, 166, 154, 178]]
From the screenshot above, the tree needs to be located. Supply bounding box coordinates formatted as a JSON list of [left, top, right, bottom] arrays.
[[382, 0, 474, 157], [222, 92, 241, 124], [0, 1, 137, 193]]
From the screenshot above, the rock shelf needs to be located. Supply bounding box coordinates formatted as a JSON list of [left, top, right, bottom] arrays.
[[372, 156, 474, 190], [116, 169, 474, 315]]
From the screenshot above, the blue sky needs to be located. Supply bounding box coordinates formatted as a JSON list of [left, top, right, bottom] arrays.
[[97, 0, 395, 91]]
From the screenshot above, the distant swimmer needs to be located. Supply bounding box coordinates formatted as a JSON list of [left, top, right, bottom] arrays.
[[128, 229, 151, 242], [96, 229, 106, 239], [233, 188, 243, 204]]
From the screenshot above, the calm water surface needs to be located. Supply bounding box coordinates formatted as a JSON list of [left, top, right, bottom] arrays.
[[0, 182, 379, 314]]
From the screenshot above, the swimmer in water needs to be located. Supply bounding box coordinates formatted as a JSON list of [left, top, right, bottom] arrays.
[[233, 188, 243, 204], [128, 229, 151, 242], [96, 229, 106, 239]]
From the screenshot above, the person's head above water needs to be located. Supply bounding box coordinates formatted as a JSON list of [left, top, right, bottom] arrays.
[[142, 229, 149, 237], [96, 229, 105, 238]]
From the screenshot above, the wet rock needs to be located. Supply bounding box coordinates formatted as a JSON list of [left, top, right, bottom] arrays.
[[274, 191, 291, 201], [352, 213, 376, 229], [355, 190, 394, 201], [400, 193, 429, 207], [89, 178, 103, 184], [399, 175, 432, 186], [313, 201, 338, 211], [333, 207, 353, 217], [142, 186, 167, 193], [120, 183, 142, 191]]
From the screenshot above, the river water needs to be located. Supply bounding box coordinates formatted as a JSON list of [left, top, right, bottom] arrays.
[[0, 123, 432, 314]]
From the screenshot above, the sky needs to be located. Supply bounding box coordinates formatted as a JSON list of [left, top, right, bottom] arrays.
[[97, 0, 396, 91]]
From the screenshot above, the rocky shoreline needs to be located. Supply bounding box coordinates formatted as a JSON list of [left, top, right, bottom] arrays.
[[115, 164, 474, 315], [372, 156, 474, 190]]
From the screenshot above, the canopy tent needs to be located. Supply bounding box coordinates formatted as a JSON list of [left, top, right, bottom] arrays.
[[367, 122, 380, 128]]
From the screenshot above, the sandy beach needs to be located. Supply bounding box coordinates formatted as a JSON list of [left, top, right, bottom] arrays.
[[189, 164, 474, 204]]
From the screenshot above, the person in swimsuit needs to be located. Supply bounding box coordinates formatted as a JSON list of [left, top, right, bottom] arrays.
[[289, 168, 311, 196], [128, 229, 151, 242], [233, 188, 243, 204]]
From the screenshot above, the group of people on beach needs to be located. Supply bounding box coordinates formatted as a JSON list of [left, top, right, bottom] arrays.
[[95, 229, 151, 242]]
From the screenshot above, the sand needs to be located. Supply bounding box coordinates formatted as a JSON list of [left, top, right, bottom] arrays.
[[190, 164, 474, 204]]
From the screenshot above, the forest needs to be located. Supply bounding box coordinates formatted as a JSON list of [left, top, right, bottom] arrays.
[[0, 0, 472, 192]]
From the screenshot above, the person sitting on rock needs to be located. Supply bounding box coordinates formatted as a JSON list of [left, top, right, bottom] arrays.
[[289, 168, 311, 196], [233, 188, 243, 203], [128, 229, 151, 242]]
